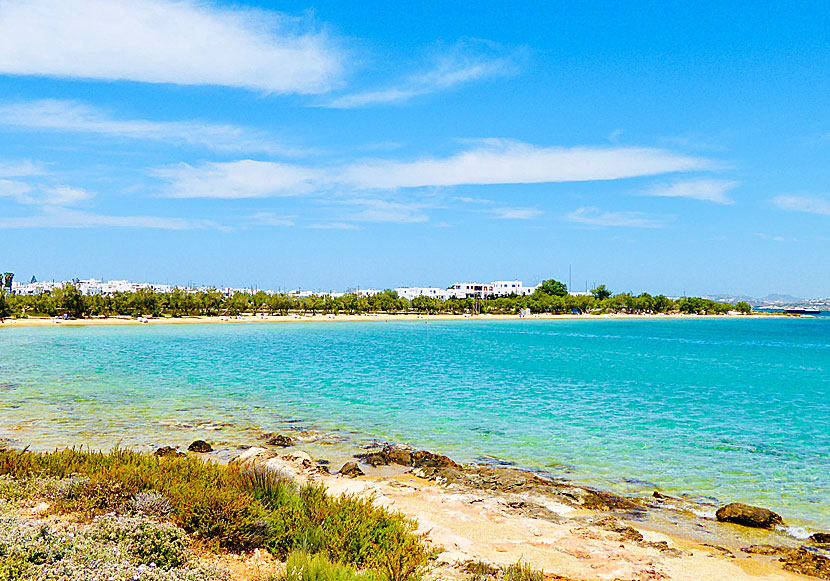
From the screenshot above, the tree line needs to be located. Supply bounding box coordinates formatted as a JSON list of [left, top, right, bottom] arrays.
[[0, 280, 752, 320]]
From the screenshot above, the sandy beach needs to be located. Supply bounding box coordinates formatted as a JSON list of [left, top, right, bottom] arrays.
[[0, 312, 787, 328]]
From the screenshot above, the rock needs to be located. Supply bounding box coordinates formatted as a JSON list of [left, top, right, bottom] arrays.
[[780, 547, 830, 579], [266, 434, 293, 447], [262, 458, 299, 481], [811, 533, 830, 545], [355, 444, 412, 467], [411, 450, 459, 469], [339, 462, 364, 477], [153, 446, 184, 457], [235, 446, 270, 464], [741, 545, 791, 556], [715, 502, 783, 529], [187, 440, 212, 453], [594, 516, 644, 542]]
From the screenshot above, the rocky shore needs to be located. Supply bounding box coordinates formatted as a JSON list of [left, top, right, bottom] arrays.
[[218, 438, 830, 580]]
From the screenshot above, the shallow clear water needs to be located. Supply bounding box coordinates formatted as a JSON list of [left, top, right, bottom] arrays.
[[2, 318, 829, 527]]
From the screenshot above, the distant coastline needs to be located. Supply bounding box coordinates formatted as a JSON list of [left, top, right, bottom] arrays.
[[0, 311, 794, 328]]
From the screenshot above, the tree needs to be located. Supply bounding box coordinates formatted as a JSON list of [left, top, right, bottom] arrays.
[[735, 301, 752, 315], [0, 290, 9, 319], [535, 279, 568, 297], [591, 284, 611, 300], [55, 284, 86, 319], [2, 272, 12, 291]]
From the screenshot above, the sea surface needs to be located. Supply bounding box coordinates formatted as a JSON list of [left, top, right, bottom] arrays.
[[2, 318, 829, 529]]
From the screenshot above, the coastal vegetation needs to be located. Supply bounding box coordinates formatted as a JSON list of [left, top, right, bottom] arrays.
[[0, 448, 428, 581], [0, 280, 752, 319]]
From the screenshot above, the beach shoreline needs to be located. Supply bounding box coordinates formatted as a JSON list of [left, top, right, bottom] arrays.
[[2, 436, 822, 581], [0, 311, 792, 328]]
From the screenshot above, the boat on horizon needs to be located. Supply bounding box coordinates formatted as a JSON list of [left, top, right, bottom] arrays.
[[784, 307, 822, 315]]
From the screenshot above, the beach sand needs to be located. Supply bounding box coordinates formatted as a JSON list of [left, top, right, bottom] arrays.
[[0, 311, 784, 328]]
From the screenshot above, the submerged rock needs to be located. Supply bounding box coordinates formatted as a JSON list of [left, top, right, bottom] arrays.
[[811, 533, 830, 545], [741, 545, 791, 556], [411, 450, 459, 469], [780, 547, 830, 579], [187, 440, 212, 453], [266, 434, 293, 447], [153, 446, 184, 457], [715, 502, 783, 529], [339, 462, 364, 477]]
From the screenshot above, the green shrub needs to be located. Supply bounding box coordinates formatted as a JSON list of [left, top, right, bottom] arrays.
[[0, 448, 429, 578], [282, 551, 384, 581], [93, 514, 188, 568]]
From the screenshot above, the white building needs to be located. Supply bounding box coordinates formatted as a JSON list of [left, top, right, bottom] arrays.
[[395, 287, 455, 301]]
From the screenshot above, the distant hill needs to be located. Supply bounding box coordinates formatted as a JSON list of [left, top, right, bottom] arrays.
[[760, 293, 803, 304]]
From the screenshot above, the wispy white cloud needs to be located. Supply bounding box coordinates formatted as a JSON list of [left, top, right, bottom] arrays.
[[327, 39, 523, 108], [0, 180, 92, 206], [0, 159, 45, 178], [772, 195, 830, 215], [345, 199, 429, 223], [308, 222, 359, 230], [645, 179, 737, 204], [0, 0, 341, 94], [156, 160, 320, 199], [491, 207, 541, 219], [0, 207, 212, 229], [339, 140, 712, 189], [567, 207, 667, 228], [0, 179, 34, 202], [249, 212, 295, 227], [0, 100, 294, 154]]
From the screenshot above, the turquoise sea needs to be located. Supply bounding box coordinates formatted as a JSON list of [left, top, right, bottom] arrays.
[[2, 318, 829, 529]]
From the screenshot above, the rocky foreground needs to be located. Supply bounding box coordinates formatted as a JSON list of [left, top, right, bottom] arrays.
[[232, 441, 830, 581]]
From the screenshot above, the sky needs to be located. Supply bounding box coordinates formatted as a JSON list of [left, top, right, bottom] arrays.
[[0, 0, 828, 297]]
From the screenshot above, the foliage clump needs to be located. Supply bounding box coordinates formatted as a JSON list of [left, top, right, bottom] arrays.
[[0, 448, 429, 581]]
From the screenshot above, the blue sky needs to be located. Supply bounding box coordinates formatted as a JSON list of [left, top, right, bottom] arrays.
[[1, 0, 828, 296]]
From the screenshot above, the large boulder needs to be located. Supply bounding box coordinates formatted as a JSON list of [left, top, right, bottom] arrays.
[[187, 440, 212, 453], [715, 502, 783, 529], [811, 533, 830, 545], [339, 462, 364, 477]]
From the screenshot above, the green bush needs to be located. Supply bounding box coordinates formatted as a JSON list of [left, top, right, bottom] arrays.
[[93, 515, 188, 568], [282, 551, 384, 581], [0, 448, 429, 579]]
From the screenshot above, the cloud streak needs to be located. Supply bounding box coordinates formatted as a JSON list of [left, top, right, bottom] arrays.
[[567, 207, 667, 228], [0, 0, 341, 93], [645, 179, 737, 204], [0, 207, 213, 229], [155, 160, 321, 199], [0, 100, 294, 154], [772, 195, 830, 215], [339, 141, 711, 189], [327, 40, 523, 108]]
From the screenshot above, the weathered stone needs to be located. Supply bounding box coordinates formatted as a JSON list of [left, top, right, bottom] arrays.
[[811, 533, 830, 545], [741, 545, 791, 556], [339, 462, 364, 477], [266, 434, 293, 447], [594, 516, 644, 542], [187, 440, 212, 453], [153, 446, 184, 457], [715, 502, 784, 529], [355, 444, 413, 467], [411, 450, 459, 469], [780, 547, 830, 579]]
